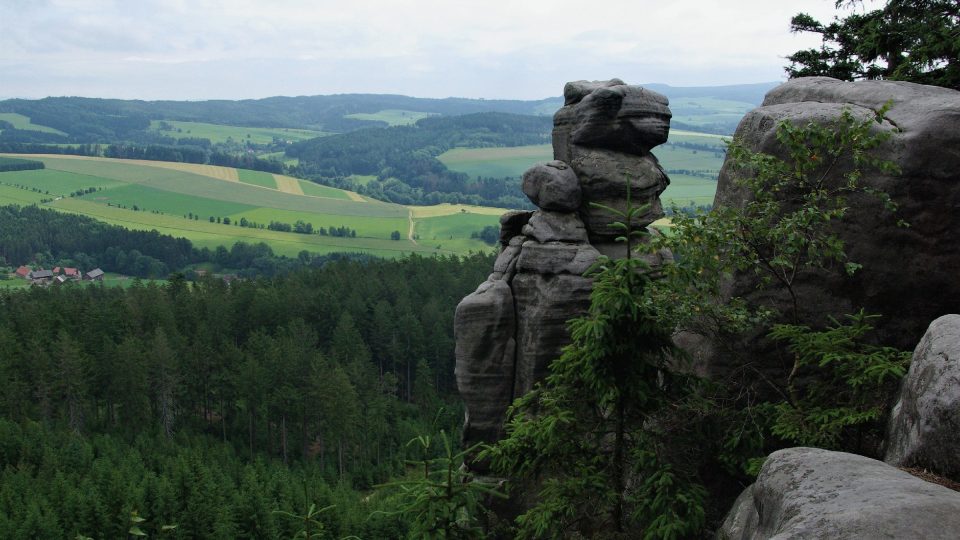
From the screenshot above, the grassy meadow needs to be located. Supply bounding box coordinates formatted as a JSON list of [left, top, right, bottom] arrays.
[[148, 120, 327, 144], [0, 154, 498, 257], [0, 113, 66, 135], [343, 109, 438, 126]]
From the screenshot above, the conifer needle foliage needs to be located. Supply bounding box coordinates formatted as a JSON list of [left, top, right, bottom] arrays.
[[485, 191, 707, 539]]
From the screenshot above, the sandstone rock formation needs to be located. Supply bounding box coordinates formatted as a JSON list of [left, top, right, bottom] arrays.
[[885, 314, 960, 478], [454, 80, 672, 471], [696, 77, 960, 378], [719, 447, 960, 539]]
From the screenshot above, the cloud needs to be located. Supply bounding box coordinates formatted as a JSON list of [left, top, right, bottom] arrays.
[[0, 0, 850, 99]]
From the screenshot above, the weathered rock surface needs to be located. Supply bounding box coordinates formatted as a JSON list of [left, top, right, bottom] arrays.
[[521, 211, 588, 243], [554, 81, 671, 161], [699, 77, 960, 379], [885, 314, 960, 477], [512, 273, 594, 397], [454, 79, 673, 471], [719, 447, 960, 539], [454, 279, 517, 446], [521, 161, 581, 212], [498, 210, 533, 247], [571, 149, 669, 240]]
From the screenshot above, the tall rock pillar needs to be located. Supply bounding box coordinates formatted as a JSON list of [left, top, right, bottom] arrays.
[[454, 79, 673, 472]]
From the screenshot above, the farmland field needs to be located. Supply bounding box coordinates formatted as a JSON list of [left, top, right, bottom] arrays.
[[0, 154, 497, 257], [237, 168, 277, 189], [148, 120, 327, 144], [343, 109, 438, 126], [0, 113, 66, 135]]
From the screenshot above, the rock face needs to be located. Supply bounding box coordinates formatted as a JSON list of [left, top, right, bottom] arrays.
[[454, 79, 672, 471], [719, 447, 960, 539], [699, 77, 960, 379], [885, 314, 960, 477]]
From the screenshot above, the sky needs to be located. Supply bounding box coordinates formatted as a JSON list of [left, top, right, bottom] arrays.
[[0, 0, 857, 101]]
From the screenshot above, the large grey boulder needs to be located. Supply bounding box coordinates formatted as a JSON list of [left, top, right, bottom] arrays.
[[885, 314, 960, 477], [521, 161, 581, 212], [571, 148, 669, 240], [700, 77, 960, 379], [553, 81, 671, 161], [719, 447, 960, 539]]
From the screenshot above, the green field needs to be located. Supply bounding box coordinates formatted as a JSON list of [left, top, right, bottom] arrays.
[[148, 120, 327, 144], [343, 109, 438, 126], [670, 97, 753, 131], [297, 180, 353, 200], [84, 183, 258, 218], [0, 154, 495, 257], [237, 168, 278, 189], [0, 113, 67, 135], [414, 212, 502, 253], [0, 169, 125, 195], [27, 157, 402, 217]]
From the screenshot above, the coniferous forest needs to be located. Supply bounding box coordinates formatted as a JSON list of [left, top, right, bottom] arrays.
[[0, 253, 493, 538]]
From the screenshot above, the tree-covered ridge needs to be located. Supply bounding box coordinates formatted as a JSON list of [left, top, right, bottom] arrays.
[[0, 204, 376, 279], [0, 94, 560, 142], [289, 112, 550, 208], [0, 253, 493, 537]]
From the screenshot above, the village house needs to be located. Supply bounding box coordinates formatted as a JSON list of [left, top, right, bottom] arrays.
[[84, 268, 105, 281], [14, 266, 30, 279]]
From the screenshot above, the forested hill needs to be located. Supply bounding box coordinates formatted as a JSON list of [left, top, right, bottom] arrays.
[[290, 112, 551, 208], [0, 94, 560, 141]]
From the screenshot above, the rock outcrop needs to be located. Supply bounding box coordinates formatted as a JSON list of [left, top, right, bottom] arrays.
[[697, 77, 960, 379], [454, 80, 672, 471], [885, 314, 960, 478], [719, 447, 960, 539]]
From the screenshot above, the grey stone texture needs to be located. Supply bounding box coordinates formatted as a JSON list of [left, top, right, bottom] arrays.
[[699, 77, 960, 379], [521, 161, 581, 212], [719, 447, 960, 540], [885, 314, 960, 478], [454, 79, 673, 472]]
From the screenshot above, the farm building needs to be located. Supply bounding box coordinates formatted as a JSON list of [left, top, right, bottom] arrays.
[[85, 268, 105, 281], [64, 267, 80, 278], [29, 269, 54, 281], [15, 266, 30, 279]]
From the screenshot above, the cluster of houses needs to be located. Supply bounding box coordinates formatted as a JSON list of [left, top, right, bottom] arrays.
[[13, 265, 104, 285]]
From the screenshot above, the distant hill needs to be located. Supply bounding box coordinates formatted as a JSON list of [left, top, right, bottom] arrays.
[[643, 82, 779, 106]]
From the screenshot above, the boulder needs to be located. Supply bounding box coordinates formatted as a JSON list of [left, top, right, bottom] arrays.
[[700, 77, 960, 379], [885, 314, 960, 477], [454, 279, 517, 455], [512, 273, 593, 397], [571, 149, 669, 240], [521, 210, 588, 243], [554, 81, 671, 161], [719, 447, 960, 539], [521, 161, 581, 212]]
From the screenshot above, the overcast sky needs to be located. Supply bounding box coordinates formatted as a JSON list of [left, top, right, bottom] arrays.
[[1, 0, 857, 101]]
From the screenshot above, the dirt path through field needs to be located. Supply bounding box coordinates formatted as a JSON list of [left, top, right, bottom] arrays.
[[407, 209, 417, 245], [346, 191, 365, 202], [273, 174, 304, 195]]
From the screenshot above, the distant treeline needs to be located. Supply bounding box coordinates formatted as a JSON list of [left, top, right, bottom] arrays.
[[290, 112, 549, 208], [0, 95, 559, 140], [0, 205, 365, 279], [0, 157, 44, 173], [0, 142, 285, 174]]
